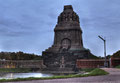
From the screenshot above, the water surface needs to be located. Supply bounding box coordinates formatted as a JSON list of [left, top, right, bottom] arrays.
[[0, 73, 53, 79]]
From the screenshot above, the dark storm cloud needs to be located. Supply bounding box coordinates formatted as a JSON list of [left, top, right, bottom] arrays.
[[0, 0, 119, 56]]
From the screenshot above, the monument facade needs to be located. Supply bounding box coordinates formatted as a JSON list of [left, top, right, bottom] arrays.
[[42, 5, 93, 71]]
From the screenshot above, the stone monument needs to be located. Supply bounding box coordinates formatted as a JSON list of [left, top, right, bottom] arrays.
[[42, 5, 93, 72]]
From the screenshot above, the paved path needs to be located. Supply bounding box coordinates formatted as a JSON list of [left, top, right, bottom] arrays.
[[3, 68, 120, 83]]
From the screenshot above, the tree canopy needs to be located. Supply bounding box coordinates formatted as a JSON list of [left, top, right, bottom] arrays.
[[112, 50, 120, 58], [0, 51, 42, 60]]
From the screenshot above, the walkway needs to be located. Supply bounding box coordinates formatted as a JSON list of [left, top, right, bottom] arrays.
[[3, 68, 120, 83]]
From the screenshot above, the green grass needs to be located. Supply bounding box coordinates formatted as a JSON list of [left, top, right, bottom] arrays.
[[0, 68, 32, 73], [88, 68, 109, 76], [0, 68, 109, 82], [115, 65, 120, 68], [81, 68, 95, 72]]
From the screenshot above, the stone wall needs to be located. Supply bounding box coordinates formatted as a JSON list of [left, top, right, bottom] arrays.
[[0, 60, 44, 69], [76, 59, 109, 68], [0, 58, 119, 69], [110, 58, 120, 67]]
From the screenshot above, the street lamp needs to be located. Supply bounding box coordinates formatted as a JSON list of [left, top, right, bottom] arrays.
[[98, 36, 108, 67]]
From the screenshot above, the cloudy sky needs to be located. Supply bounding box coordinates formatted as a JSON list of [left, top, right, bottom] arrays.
[[0, 0, 120, 57]]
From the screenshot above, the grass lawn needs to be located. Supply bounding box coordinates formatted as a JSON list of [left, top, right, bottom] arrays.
[[81, 68, 95, 72], [0, 68, 109, 82]]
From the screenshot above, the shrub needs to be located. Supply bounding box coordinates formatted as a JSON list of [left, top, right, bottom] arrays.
[[115, 65, 120, 68]]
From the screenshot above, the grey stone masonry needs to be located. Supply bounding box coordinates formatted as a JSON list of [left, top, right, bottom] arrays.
[[42, 5, 93, 72]]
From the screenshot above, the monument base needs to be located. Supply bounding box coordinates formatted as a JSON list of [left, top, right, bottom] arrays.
[[42, 48, 93, 72]]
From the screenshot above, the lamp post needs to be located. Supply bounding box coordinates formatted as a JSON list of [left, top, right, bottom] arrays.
[[98, 36, 108, 67]]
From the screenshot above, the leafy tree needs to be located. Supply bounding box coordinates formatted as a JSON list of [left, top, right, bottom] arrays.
[[112, 50, 120, 58], [0, 51, 42, 60]]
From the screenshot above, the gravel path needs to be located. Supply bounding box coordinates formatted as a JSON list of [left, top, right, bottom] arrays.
[[3, 68, 120, 83]]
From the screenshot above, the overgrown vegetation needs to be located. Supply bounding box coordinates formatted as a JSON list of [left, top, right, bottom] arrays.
[[89, 54, 100, 59], [115, 65, 120, 68], [0, 68, 109, 82], [112, 50, 120, 58], [85, 49, 100, 59], [0, 68, 32, 73], [0, 51, 42, 60]]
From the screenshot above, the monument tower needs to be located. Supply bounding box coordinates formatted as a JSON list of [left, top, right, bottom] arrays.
[[42, 5, 93, 71]]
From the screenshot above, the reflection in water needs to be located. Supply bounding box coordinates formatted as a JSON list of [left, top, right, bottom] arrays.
[[0, 73, 53, 79], [10, 73, 13, 78]]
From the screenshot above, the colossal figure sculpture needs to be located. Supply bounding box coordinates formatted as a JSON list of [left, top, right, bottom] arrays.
[[42, 5, 93, 71]]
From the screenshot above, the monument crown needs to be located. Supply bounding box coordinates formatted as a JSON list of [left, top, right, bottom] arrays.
[[57, 5, 79, 24], [64, 5, 73, 11]]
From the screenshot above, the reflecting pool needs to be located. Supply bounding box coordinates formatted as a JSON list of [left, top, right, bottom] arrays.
[[0, 73, 53, 79]]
